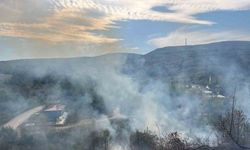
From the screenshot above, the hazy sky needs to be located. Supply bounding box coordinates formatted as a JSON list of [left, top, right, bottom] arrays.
[[0, 0, 250, 60]]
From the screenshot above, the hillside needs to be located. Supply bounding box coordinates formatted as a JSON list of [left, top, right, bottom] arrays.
[[1, 41, 250, 77], [1, 41, 250, 150], [143, 41, 250, 78]]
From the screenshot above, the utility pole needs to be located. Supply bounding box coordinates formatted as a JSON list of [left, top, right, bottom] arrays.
[[185, 38, 187, 46], [229, 86, 237, 136]]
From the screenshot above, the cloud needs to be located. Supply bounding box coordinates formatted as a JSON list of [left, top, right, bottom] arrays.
[[0, 7, 120, 43], [51, 0, 250, 24], [148, 28, 250, 47], [50, 0, 213, 25], [161, 0, 250, 15], [1, 0, 250, 44]]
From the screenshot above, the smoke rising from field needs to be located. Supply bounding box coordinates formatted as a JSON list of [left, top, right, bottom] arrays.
[[1, 42, 250, 149]]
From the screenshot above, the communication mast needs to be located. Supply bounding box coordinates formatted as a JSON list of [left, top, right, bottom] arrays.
[[185, 38, 188, 46]]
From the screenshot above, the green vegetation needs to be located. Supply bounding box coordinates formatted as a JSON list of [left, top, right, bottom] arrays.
[[1, 107, 250, 150]]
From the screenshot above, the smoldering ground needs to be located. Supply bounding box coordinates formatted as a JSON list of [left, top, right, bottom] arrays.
[[1, 42, 250, 149], [0, 56, 221, 148]]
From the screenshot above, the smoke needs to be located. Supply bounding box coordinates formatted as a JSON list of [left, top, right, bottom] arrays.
[[62, 54, 218, 145], [1, 42, 250, 149], [0, 54, 217, 148]]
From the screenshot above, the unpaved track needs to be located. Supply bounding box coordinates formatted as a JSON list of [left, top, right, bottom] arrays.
[[2, 105, 44, 130], [52, 116, 124, 130]]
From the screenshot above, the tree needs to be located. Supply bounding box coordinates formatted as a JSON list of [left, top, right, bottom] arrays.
[[130, 130, 157, 150], [0, 127, 18, 150], [88, 130, 112, 150], [214, 109, 250, 149]]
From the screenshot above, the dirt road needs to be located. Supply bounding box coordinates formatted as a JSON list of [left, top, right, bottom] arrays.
[[3, 105, 44, 130], [52, 115, 127, 130]]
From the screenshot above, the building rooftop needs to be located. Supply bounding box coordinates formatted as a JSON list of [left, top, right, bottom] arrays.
[[44, 104, 65, 112]]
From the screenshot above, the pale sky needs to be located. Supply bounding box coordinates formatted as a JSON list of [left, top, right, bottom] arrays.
[[0, 0, 250, 60]]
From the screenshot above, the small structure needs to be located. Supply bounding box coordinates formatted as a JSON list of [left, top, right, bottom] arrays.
[[43, 104, 67, 125], [56, 112, 68, 125], [203, 90, 213, 95]]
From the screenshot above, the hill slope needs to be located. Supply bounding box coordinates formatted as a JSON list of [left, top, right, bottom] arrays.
[[0, 41, 250, 84], [143, 41, 250, 77]]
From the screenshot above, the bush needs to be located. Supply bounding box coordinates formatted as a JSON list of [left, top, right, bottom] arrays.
[[130, 130, 157, 150], [0, 127, 18, 150], [213, 109, 250, 149]]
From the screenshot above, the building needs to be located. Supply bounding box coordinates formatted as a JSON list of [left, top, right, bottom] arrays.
[[44, 104, 66, 124]]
